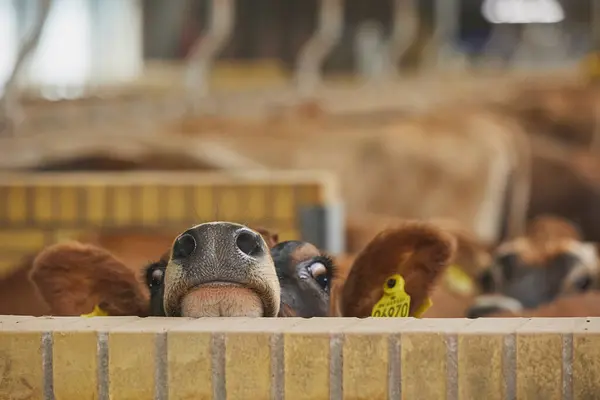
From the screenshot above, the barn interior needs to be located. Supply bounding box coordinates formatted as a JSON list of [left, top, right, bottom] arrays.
[[1, 1, 600, 394], [1, 0, 599, 313]]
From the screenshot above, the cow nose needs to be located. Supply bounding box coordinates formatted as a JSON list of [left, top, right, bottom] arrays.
[[236, 230, 263, 257], [172, 233, 197, 260], [466, 305, 505, 319]]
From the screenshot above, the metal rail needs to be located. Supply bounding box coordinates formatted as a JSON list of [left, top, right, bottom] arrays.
[[0, 0, 53, 136], [184, 0, 235, 114], [294, 0, 344, 98], [383, 0, 419, 80]]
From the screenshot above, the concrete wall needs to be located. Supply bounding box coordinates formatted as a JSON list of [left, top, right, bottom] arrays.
[[1, 316, 599, 399]]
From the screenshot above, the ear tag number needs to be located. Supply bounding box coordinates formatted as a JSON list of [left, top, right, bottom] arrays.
[[81, 304, 109, 318], [371, 274, 433, 318], [371, 274, 411, 318]]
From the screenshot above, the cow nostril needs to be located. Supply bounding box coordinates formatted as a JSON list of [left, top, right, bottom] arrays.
[[236, 230, 262, 257], [173, 233, 196, 259]]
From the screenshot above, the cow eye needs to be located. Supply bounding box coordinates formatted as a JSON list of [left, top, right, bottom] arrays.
[[573, 275, 593, 291], [308, 262, 328, 291], [151, 269, 164, 288]]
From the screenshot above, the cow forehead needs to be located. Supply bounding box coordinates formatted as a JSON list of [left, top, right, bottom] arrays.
[[495, 237, 593, 267], [190, 221, 250, 231], [178, 222, 261, 243]]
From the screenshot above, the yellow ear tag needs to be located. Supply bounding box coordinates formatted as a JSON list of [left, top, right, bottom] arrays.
[[413, 296, 433, 318], [444, 264, 475, 296], [371, 274, 412, 318], [80, 304, 109, 318]]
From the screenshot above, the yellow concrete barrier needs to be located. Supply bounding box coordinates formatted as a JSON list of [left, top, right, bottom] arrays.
[[0, 316, 597, 399]]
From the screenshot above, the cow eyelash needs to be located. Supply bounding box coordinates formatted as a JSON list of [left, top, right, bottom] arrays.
[[312, 255, 335, 276]]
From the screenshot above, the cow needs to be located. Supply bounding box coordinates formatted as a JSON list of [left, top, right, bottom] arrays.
[[28, 220, 457, 319], [175, 101, 533, 246], [466, 215, 599, 318], [497, 82, 599, 149], [481, 291, 600, 318]]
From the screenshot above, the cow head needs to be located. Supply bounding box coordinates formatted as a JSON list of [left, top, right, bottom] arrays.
[[29, 220, 456, 319], [270, 240, 335, 317], [466, 215, 600, 318], [160, 222, 280, 317]]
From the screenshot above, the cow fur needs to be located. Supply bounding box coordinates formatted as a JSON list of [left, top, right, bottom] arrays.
[[343, 213, 492, 318], [29, 241, 149, 317], [28, 221, 457, 318], [339, 221, 456, 317], [487, 291, 600, 318], [468, 215, 600, 318]]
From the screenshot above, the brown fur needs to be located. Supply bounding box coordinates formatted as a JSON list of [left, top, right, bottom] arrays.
[[29, 241, 149, 316], [254, 226, 279, 248], [0, 230, 178, 316], [496, 215, 584, 266], [487, 291, 600, 318], [339, 221, 457, 318], [177, 103, 531, 246], [3, 226, 277, 317], [0, 255, 50, 316], [24, 221, 458, 319], [503, 83, 600, 148], [521, 139, 600, 244], [467, 215, 600, 318], [329, 253, 354, 317], [421, 224, 492, 318], [337, 218, 491, 318], [526, 214, 582, 243], [278, 303, 298, 317]]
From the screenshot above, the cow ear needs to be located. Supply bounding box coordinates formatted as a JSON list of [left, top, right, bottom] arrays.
[[29, 241, 149, 317], [253, 226, 279, 248], [339, 221, 457, 318]]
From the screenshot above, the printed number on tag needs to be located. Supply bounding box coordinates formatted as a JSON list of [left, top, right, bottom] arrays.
[[371, 274, 411, 318]]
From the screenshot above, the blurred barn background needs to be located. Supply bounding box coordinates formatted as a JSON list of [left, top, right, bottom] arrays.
[[0, 0, 599, 316]]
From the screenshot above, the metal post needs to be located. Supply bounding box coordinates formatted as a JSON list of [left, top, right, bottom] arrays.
[[384, 0, 418, 79], [299, 202, 346, 255], [592, 1, 600, 152], [432, 0, 460, 69], [294, 0, 344, 99], [593, 0, 600, 51], [0, 0, 53, 136], [184, 0, 235, 114]]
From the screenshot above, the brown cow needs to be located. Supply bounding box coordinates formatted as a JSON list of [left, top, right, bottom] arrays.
[[28, 220, 456, 319], [178, 102, 532, 246], [522, 142, 600, 244], [499, 82, 599, 149], [466, 215, 599, 318]]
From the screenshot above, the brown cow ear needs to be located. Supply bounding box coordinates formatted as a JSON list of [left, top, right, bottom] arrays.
[[253, 226, 279, 248], [339, 221, 457, 318], [29, 241, 149, 317]]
